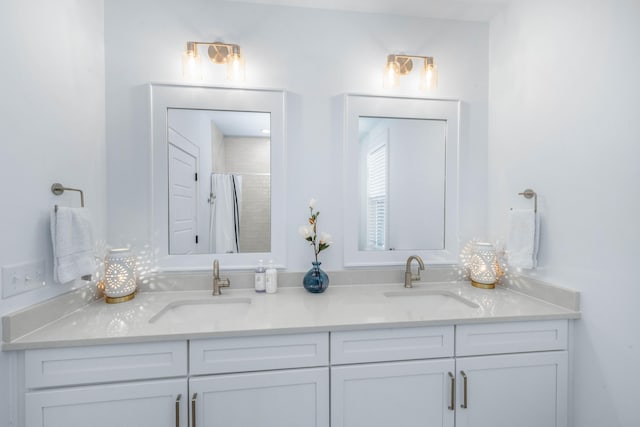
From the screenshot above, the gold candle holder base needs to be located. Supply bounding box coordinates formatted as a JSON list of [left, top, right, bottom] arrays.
[[471, 280, 496, 289], [105, 292, 136, 304]]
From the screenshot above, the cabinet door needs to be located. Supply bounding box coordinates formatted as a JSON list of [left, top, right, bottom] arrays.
[[331, 359, 456, 427], [455, 351, 568, 427], [25, 378, 188, 427], [189, 367, 329, 427]]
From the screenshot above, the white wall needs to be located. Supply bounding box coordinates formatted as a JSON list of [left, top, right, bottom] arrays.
[[104, 0, 489, 272], [0, 1, 106, 425], [488, 1, 640, 426], [387, 119, 446, 250]]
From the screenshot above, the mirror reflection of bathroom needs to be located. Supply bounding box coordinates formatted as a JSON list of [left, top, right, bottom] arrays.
[[167, 108, 271, 255], [358, 116, 447, 251]]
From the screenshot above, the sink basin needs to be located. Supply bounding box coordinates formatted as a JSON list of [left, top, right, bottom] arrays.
[[384, 290, 479, 310], [149, 297, 252, 324]]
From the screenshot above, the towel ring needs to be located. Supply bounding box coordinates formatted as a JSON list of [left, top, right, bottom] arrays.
[[52, 183, 85, 212], [51, 183, 92, 281], [518, 189, 537, 213]]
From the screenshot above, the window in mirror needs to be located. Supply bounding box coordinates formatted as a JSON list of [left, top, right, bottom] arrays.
[[359, 117, 446, 252], [344, 94, 459, 267], [364, 140, 387, 250]]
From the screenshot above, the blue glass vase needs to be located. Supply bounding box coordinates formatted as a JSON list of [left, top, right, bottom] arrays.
[[303, 261, 329, 293]]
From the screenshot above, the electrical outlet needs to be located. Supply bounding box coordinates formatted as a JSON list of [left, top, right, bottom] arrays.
[[1, 259, 46, 298]]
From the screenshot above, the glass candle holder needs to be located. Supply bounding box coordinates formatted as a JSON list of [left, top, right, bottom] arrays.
[[104, 248, 137, 303], [469, 242, 498, 289]]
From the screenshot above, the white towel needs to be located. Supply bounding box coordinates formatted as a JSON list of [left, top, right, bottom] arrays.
[[507, 209, 539, 269], [50, 207, 96, 283]]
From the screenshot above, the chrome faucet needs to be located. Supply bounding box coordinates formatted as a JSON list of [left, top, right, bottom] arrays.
[[404, 255, 425, 288], [212, 259, 230, 295]]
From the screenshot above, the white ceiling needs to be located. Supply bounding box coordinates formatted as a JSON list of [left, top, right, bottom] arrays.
[[223, 0, 510, 22], [206, 110, 271, 137]]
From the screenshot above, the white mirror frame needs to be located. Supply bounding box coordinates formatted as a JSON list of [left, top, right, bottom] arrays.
[[150, 83, 286, 271], [343, 94, 460, 267]]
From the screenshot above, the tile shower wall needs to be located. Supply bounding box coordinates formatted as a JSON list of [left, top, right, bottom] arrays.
[[224, 137, 271, 253]]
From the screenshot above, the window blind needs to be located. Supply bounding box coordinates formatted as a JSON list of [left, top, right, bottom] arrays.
[[366, 144, 387, 250]]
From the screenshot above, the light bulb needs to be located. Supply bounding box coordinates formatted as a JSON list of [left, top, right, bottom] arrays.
[[420, 58, 438, 90], [383, 56, 399, 89], [226, 46, 245, 82], [182, 42, 202, 81]]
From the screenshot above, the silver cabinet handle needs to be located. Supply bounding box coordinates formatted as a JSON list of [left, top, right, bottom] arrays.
[[175, 394, 181, 427], [448, 372, 455, 410], [460, 371, 468, 409], [191, 393, 197, 427]]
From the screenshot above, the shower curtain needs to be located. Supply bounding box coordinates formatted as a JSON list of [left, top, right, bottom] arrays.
[[209, 174, 242, 253]]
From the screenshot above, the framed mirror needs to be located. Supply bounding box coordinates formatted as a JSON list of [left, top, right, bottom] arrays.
[[151, 84, 286, 270], [343, 94, 460, 266]]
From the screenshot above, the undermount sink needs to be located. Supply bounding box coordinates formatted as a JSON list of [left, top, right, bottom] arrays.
[[149, 297, 252, 324], [384, 289, 479, 309]]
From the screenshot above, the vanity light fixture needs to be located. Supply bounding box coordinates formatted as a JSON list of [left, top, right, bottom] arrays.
[[182, 41, 246, 82], [383, 54, 438, 90]]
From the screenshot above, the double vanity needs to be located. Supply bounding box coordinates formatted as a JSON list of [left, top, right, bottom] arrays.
[[1, 83, 578, 426], [3, 274, 579, 427]]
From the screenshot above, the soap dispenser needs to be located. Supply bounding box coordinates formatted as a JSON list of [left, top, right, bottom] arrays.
[[254, 259, 266, 293], [265, 260, 278, 294]]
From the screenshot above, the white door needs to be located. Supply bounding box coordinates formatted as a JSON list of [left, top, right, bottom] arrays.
[[168, 142, 198, 254], [455, 351, 568, 427], [189, 367, 329, 427], [331, 359, 456, 427], [25, 378, 188, 427]]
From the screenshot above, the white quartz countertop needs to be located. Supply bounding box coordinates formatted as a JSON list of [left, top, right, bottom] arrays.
[[2, 281, 580, 350]]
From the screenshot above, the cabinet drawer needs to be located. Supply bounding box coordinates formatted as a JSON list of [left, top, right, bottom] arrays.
[[330, 326, 454, 365], [25, 341, 187, 389], [189, 332, 329, 375], [456, 320, 568, 356]]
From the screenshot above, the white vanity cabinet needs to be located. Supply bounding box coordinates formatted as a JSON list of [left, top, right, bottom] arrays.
[[330, 320, 569, 427], [26, 379, 188, 427], [22, 333, 329, 427], [332, 359, 456, 427], [189, 368, 328, 427], [454, 351, 567, 427], [23, 341, 189, 427], [18, 321, 569, 427], [188, 332, 330, 427], [454, 320, 569, 427], [330, 326, 456, 427]]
